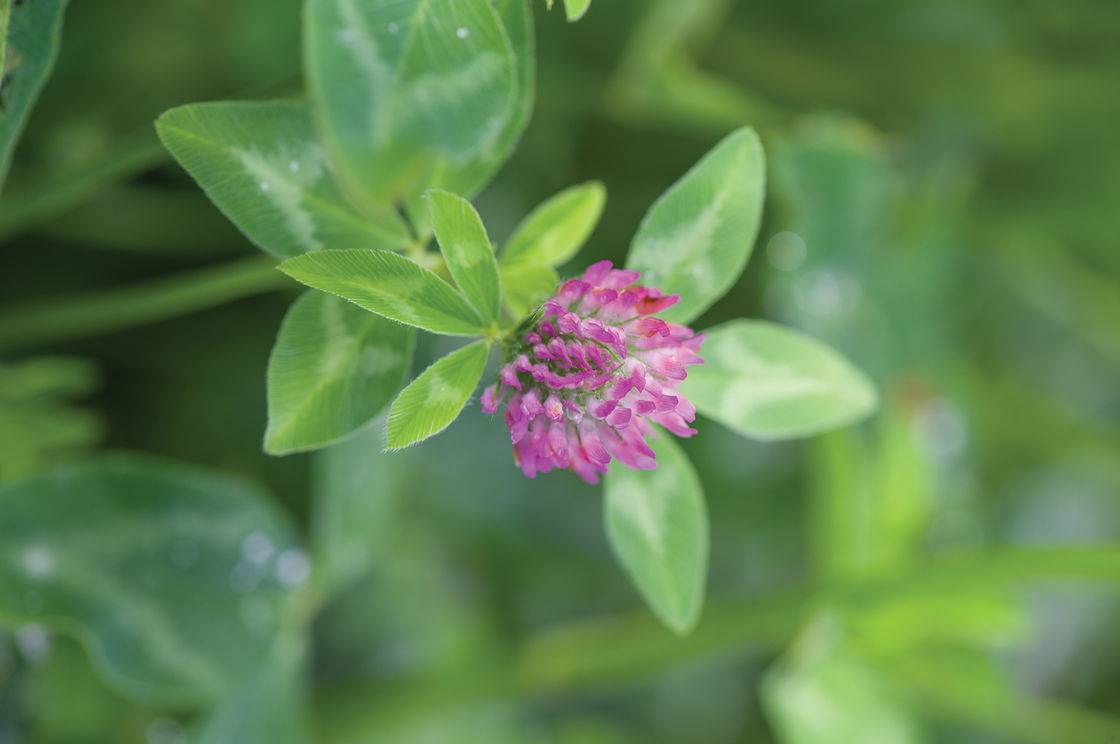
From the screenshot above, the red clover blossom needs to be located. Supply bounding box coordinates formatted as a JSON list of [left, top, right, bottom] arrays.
[[481, 260, 704, 483]]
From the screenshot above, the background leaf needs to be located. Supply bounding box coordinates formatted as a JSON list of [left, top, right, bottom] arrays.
[[0, 456, 304, 707], [265, 291, 415, 455], [427, 190, 501, 324], [0, 0, 67, 191], [279, 249, 484, 336], [627, 127, 765, 324], [500, 181, 605, 269], [157, 101, 410, 259], [604, 434, 708, 635], [304, 0, 517, 205], [386, 341, 489, 450], [684, 320, 878, 440]]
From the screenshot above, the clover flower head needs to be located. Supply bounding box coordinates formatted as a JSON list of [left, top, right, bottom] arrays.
[[481, 260, 704, 483]]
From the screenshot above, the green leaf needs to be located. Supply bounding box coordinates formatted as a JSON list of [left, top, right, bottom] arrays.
[[564, 0, 592, 22], [386, 341, 489, 450], [427, 190, 501, 323], [421, 0, 535, 201], [604, 435, 708, 635], [156, 101, 410, 259], [763, 616, 924, 744], [500, 263, 559, 319], [684, 320, 878, 441], [501, 182, 606, 269], [0, 0, 68, 191], [0, 456, 303, 707], [278, 249, 484, 336], [627, 127, 765, 324], [304, 0, 517, 205], [265, 291, 415, 455]]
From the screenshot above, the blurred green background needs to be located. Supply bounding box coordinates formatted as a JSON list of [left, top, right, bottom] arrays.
[[2, 0, 1120, 742]]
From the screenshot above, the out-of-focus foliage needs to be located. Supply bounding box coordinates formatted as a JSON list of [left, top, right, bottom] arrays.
[[2, 0, 1120, 742]]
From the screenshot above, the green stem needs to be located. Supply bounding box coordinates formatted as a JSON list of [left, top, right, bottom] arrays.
[[0, 255, 290, 352], [0, 135, 169, 241]]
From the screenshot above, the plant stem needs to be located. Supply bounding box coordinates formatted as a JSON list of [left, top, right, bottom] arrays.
[[0, 255, 290, 352], [0, 135, 169, 241]]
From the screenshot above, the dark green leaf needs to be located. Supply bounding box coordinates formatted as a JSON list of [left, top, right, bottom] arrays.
[[0, 0, 68, 191], [0, 456, 304, 707]]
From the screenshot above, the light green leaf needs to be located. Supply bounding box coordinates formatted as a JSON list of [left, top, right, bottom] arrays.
[[627, 127, 765, 324], [501, 263, 559, 319], [0, 0, 67, 191], [427, 190, 501, 323], [564, 0, 592, 22], [421, 0, 535, 201], [684, 320, 877, 441], [604, 435, 708, 635], [265, 291, 415, 455], [156, 101, 410, 259], [386, 341, 489, 450], [278, 249, 484, 336], [0, 456, 303, 707], [304, 0, 517, 205], [501, 182, 606, 269], [763, 615, 924, 744]]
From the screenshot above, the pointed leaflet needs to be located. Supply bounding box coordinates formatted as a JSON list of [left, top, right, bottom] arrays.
[[501, 182, 606, 269], [683, 320, 877, 441], [279, 249, 484, 336], [564, 0, 593, 22], [627, 127, 765, 324], [604, 434, 708, 634], [157, 101, 410, 259], [304, 0, 517, 205], [0, 456, 302, 707], [427, 190, 501, 323], [265, 291, 415, 455], [386, 341, 489, 450], [0, 0, 67, 191]]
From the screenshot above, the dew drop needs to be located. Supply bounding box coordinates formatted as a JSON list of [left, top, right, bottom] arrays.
[[275, 548, 311, 587], [20, 546, 54, 579], [387, 22, 400, 34], [241, 531, 275, 565], [15, 624, 50, 663], [260, 181, 271, 193], [288, 160, 301, 174], [766, 231, 808, 272], [456, 26, 470, 39]]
